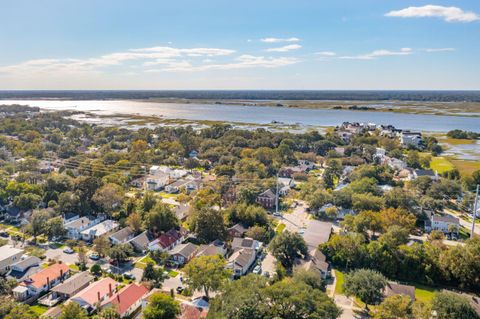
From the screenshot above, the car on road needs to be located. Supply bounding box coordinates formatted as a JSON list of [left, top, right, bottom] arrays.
[[298, 228, 305, 235], [0, 231, 9, 238], [89, 253, 100, 260], [273, 212, 282, 217], [63, 247, 74, 254], [252, 265, 262, 275]]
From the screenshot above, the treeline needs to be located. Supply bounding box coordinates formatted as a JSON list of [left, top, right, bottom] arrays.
[[447, 129, 480, 140], [1, 90, 480, 102]]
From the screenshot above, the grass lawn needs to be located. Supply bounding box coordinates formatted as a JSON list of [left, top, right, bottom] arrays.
[[414, 284, 437, 303], [69, 264, 80, 272], [449, 159, 480, 176], [441, 138, 476, 145], [334, 269, 345, 295], [459, 226, 471, 240], [168, 270, 179, 277], [30, 304, 49, 316], [430, 157, 455, 174], [275, 223, 286, 234], [134, 254, 155, 269]]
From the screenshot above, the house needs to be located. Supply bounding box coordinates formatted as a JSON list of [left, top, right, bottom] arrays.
[[294, 249, 330, 280], [278, 164, 309, 178], [13, 263, 69, 301], [0, 246, 24, 275], [101, 283, 149, 318], [334, 147, 346, 156], [169, 243, 198, 266], [384, 282, 415, 301], [278, 177, 294, 196], [165, 179, 189, 194], [50, 271, 94, 300], [413, 169, 438, 181], [64, 216, 103, 240], [39, 271, 94, 307], [256, 189, 276, 209], [70, 277, 119, 313], [81, 220, 119, 241], [303, 220, 332, 251], [426, 215, 460, 234], [179, 297, 210, 319], [149, 228, 187, 252], [189, 150, 199, 158], [196, 240, 228, 258], [387, 157, 407, 171], [109, 227, 135, 245], [145, 173, 169, 191], [298, 159, 315, 170], [130, 231, 155, 253], [231, 237, 261, 252], [174, 204, 190, 221], [400, 131, 422, 148], [227, 223, 248, 238], [7, 256, 41, 282], [226, 248, 256, 278]]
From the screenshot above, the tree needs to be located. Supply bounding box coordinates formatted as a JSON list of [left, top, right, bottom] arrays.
[[142, 191, 157, 212], [59, 302, 88, 319], [13, 193, 41, 211], [93, 236, 111, 257], [269, 230, 308, 272], [4, 304, 38, 319], [27, 209, 50, 242], [77, 243, 89, 268], [95, 307, 120, 319], [431, 292, 479, 319], [142, 262, 165, 288], [90, 264, 102, 276], [108, 244, 133, 265], [45, 216, 66, 239], [343, 269, 387, 310], [379, 208, 416, 232], [352, 193, 384, 212], [58, 191, 82, 215], [245, 225, 272, 243], [145, 204, 179, 234], [379, 226, 410, 247], [92, 183, 124, 215], [373, 295, 414, 319], [143, 292, 180, 319], [406, 150, 421, 169], [126, 211, 143, 233], [183, 255, 231, 298], [191, 208, 226, 243], [321, 233, 366, 269]]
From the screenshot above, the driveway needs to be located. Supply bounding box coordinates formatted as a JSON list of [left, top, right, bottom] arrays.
[[260, 252, 276, 276], [275, 201, 310, 233], [45, 248, 79, 265]]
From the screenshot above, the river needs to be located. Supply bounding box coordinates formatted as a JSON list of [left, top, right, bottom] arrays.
[[1, 99, 479, 132]]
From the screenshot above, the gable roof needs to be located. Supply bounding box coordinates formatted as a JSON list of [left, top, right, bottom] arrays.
[[22, 263, 69, 289], [258, 189, 275, 199], [231, 237, 257, 250], [303, 220, 332, 249], [227, 223, 247, 235], [71, 277, 118, 306], [64, 217, 92, 230], [384, 282, 415, 301], [432, 214, 460, 224], [109, 227, 134, 242], [0, 245, 24, 261], [102, 283, 149, 316], [51, 271, 94, 295], [228, 248, 255, 268], [169, 243, 198, 258]]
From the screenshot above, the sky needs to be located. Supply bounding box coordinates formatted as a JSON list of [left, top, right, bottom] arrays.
[[1, 0, 479, 90]]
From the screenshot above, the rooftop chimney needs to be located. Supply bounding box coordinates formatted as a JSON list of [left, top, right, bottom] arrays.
[[47, 277, 50, 289], [97, 291, 101, 301], [60, 269, 64, 282], [109, 283, 113, 297]]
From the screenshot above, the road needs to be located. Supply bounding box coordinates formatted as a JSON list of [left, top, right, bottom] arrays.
[[444, 208, 480, 236], [275, 201, 309, 233]]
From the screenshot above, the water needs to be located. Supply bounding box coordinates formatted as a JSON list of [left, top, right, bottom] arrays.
[[1, 99, 479, 133]]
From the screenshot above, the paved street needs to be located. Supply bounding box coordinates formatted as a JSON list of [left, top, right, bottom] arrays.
[[45, 247, 79, 265], [275, 201, 309, 233], [445, 208, 480, 236]]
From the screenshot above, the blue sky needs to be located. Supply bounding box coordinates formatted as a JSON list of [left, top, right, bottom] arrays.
[[1, 0, 479, 90]]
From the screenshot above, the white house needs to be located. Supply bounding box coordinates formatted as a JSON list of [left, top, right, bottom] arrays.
[[400, 131, 423, 148], [81, 220, 119, 241], [226, 248, 256, 278], [64, 216, 104, 240], [426, 215, 460, 234], [0, 246, 24, 275], [145, 173, 169, 191]]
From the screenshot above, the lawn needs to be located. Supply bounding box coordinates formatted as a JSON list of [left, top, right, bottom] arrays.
[[429, 157, 455, 174], [30, 304, 48, 316], [334, 269, 345, 295], [414, 284, 437, 303], [168, 270, 179, 277], [69, 264, 80, 272], [275, 223, 286, 234], [134, 254, 155, 269], [449, 159, 480, 176]]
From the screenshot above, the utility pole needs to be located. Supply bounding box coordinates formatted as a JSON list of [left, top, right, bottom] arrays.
[[471, 184, 479, 239], [275, 173, 279, 216]]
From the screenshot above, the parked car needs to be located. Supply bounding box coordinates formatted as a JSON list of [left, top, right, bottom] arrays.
[[252, 265, 262, 275], [89, 253, 100, 260], [0, 231, 9, 238], [176, 286, 184, 294], [123, 272, 135, 280], [63, 247, 74, 254]]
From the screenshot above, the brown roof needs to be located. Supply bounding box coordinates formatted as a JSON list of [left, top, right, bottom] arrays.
[[51, 271, 94, 296], [384, 282, 415, 301], [179, 303, 208, 319]]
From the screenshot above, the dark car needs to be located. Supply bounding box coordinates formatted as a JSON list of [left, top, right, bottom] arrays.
[[176, 286, 184, 294], [0, 231, 9, 238]]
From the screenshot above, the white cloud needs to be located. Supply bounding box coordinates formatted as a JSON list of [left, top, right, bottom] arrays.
[[316, 51, 337, 57], [260, 37, 300, 43], [340, 48, 413, 60], [266, 44, 302, 52], [424, 48, 456, 52], [386, 5, 480, 23], [155, 55, 299, 72]]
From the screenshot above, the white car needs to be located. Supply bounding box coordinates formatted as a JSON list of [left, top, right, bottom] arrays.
[[63, 247, 74, 254], [252, 265, 262, 275]]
